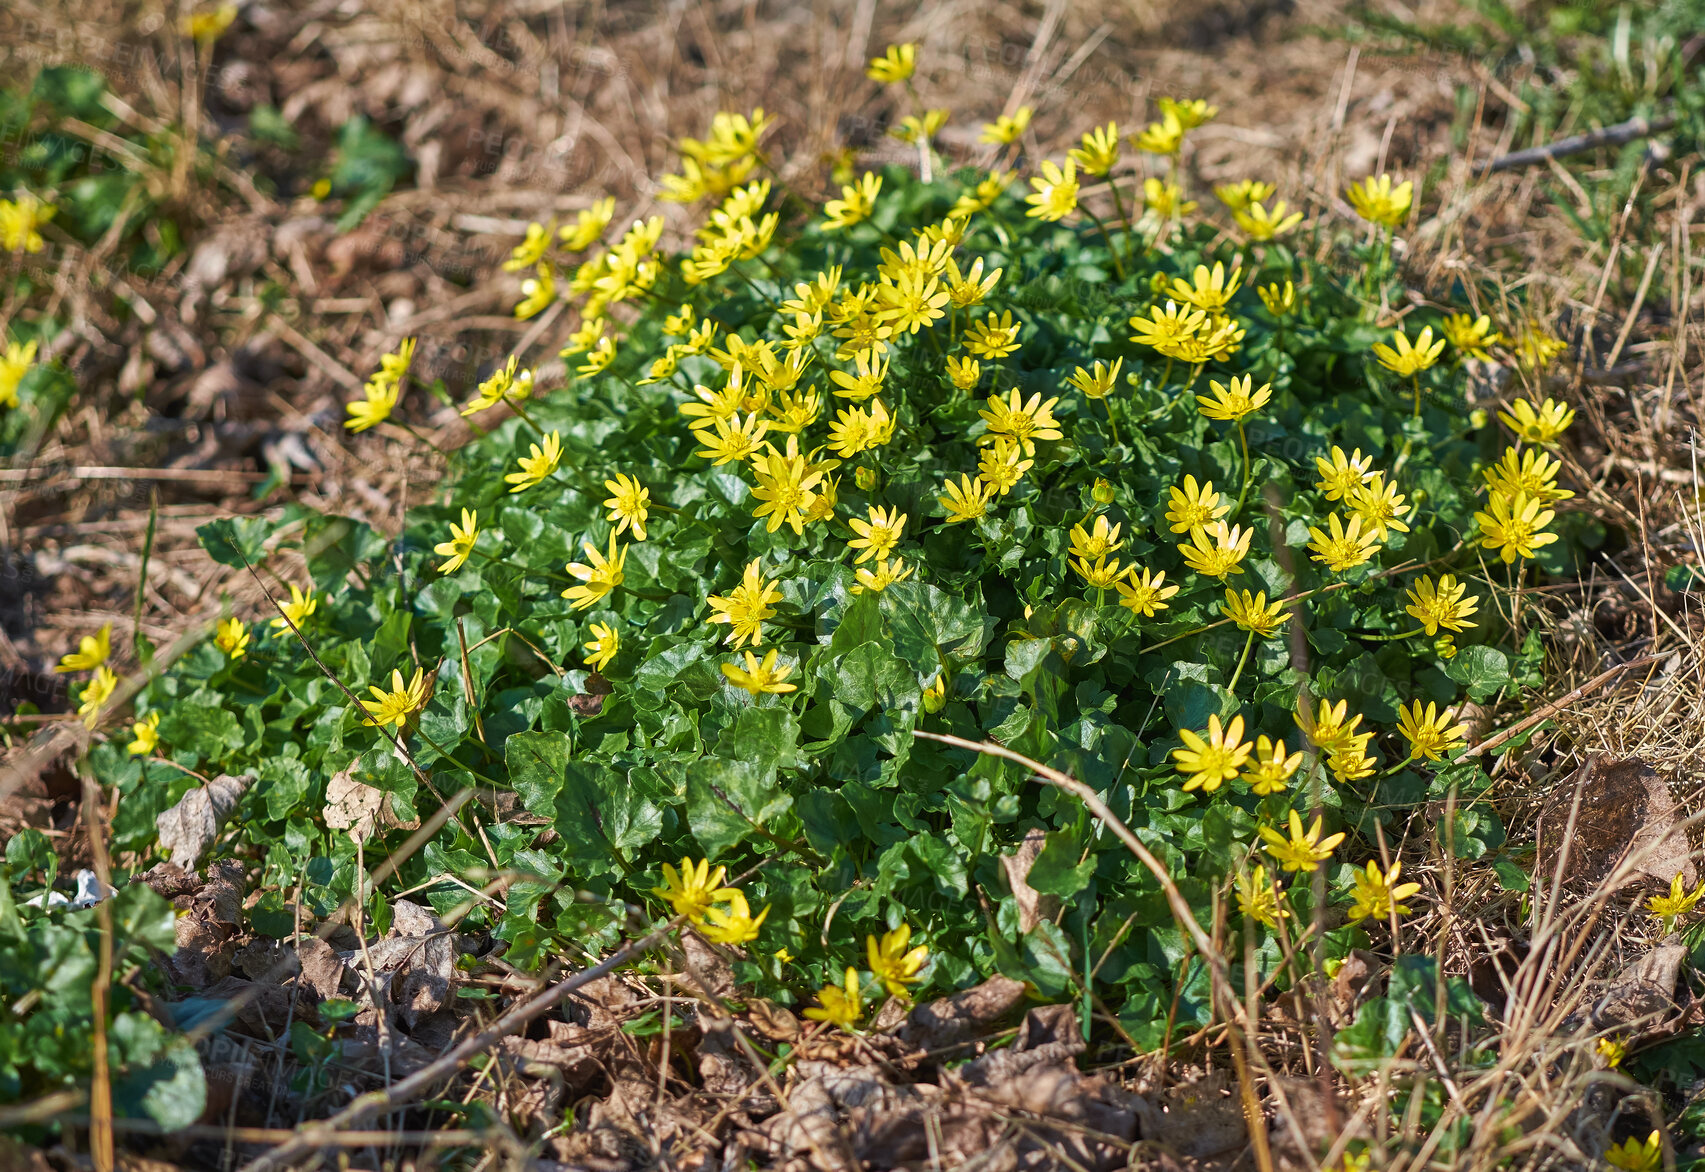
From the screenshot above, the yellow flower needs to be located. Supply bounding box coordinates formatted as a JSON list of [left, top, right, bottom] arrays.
[[1245, 736, 1303, 796], [1348, 475, 1411, 541], [804, 966, 863, 1031], [721, 648, 798, 697], [562, 535, 627, 610], [953, 170, 1014, 216], [824, 172, 881, 231], [1474, 490, 1558, 563], [1232, 200, 1304, 241], [1346, 859, 1422, 922], [1441, 312, 1501, 361], [360, 667, 430, 729], [1179, 521, 1251, 579], [0, 339, 39, 409], [344, 377, 399, 433], [701, 889, 771, 947], [980, 107, 1033, 145], [1068, 122, 1120, 175], [1213, 179, 1276, 212], [1404, 574, 1479, 636], [1308, 512, 1380, 573], [1069, 516, 1122, 561], [706, 559, 782, 649], [1071, 554, 1127, 591], [1498, 396, 1575, 444], [1023, 158, 1079, 222], [1141, 177, 1196, 218], [1604, 1132, 1662, 1172], [1345, 173, 1413, 228], [435, 508, 480, 573], [1513, 321, 1568, 371], [77, 666, 119, 729], [866, 43, 916, 83], [1646, 871, 1705, 935], [963, 310, 1023, 360], [513, 263, 556, 319], [944, 256, 1002, 308], [889, 110, 949, 145], [1065, 357, 1123, 400], [1159, 97, 1216, 129], [126, 711, 161, 757], [945, 355, 981, 391], [1329, 743, 1378, 784], [1313, 446, 1374, 501], [939, 474, 994, 524], [1484, 446, 1572, 504], [505, 431, 563, 493], [652, 857, 738, 923], [751, 436, 826, 535], [503, 221, 554, 272], [1222, 589, 1288, 638], [1164, 475, 1228, 535], [1115, 567, 1179, 617], [922, 674, 948, 713], [848, 505, 906, 564], [0, 193, 55, 253], [1173, 713, 1253, 793], [1132, 109, 1186, 155], [1295, 697, 1368, 758], [1129, 300, 1207, 353], [463, 355, 531, 415], [268, 584, 318, 632], [559, 197, 616, 251], [1372, 325, 1445, 377], [868, 925, 929, 998], [1237, 865, 1287, 927], [55, 623, 112, 673], [695, 413, 770, 465], [1258, 810, 1346, 874], [979, 388, 1061, 456], [184, 3, 238, 40], [1258, 281, 1296, 316], [602, 473, 651, 541], [1397, 701, 1469, 761], [583, 623, 620, 673], [852, 557, 913, 594], [1168, 262, 1242, 314], [1197, 374, 1270, 421], [1596, 1036, 1627, 1068], [215, 617, 250, 660], [976, 438, 1030, 497]]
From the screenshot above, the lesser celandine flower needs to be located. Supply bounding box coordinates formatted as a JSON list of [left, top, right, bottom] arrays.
[[344, 377, 399, 433], [435, 508, 480, 573], [1168, 262, 1242, 314], [1159, 97, 1216, 129], [1596, 1037, 1627, 1068], [1258, 280, 1296, 316], [922, 674, 947, 713], [751, 436, 825, 534], [1233, 200, 1304, 241], [804, 966, 863, 1031], [889, 110, 949, 146], [976, 437, 1031, 495], [1346, 860, 1422, 923], [1314, 446, 1374, 501], [0, 339, 39, 409], [1222, 589, 1287, 638], [1484, 446, 1572, 503], [1246, 736, 1303, 795], [1345, 173, 1413, 228], [1116, 567, 1178, 617], [824, 172, 881, 231], [583, 623, 620, 673], [1023, 157, 1077, 220], [215, 617, 250, 660], [562, 535, 626, 610], [1132, 109, 1185, 155], [513, 263, 556, 318], [1069, 516, 1122, 561], [127, 711, 160, 756], [868, 925, 929, 997], [77, 666, 119, 729], [1405, 574, 1478, 635], [1071, 554, 1127, 591], [1129, 300, 1207, 352], [721, 648, 797, 697], [1308, 513, 1380, 573], [979, 388, 1061, 455], [1296, 697, 1367, 757], [695, 413, 769, 465], [962, 310, 1022, 359], [652, 857, 737, 922], [360, 667, 430, 729], [980, 107, 1032, 145], [1172, 713, 1253, 793], [1164, 475, 1228, 534], [0, 193, 55, 253], [1372, 325, 1445, 377], [1068, 122, 1119, 175], [1214, 179, 1275, 212], [945, 355, 981, 391], [1348, 475, 1411, 540], [559, 197, 615, 251], [1646, 872, 1705, 934], [1237, 865, 1287, 927], [602, 473, 651, 540], [1441, 312, 1501, 361], [1498, 396, 1575, 444], [852, 557, 913, 594], [1197, 374, 1270, 421], [1259, 810, 1346, 874], [848, 505, 906, 563], [1179, 522, 1250, 579], [55, 623, 111, 673], [706, 559, 782, 649], [1397, 700, 1470, 761], [1141, 177, 1195, 218], [1065, 358, 1122, 400], [1475, 490, 1558, 563], [701, 890, 770, 946], [269, 584, 317, 632], [1513, 321, 1568, 371], [505, 431, 563, 492], [1604, 1132, 1661, 1172], [939, 474, 993, 523], [866, 43, 915, 83]]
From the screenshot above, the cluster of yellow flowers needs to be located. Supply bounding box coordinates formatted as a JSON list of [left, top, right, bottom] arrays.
[[54, 622, 118, 731], [649, 856, 926, 1032], [343, 338, 418, 434]]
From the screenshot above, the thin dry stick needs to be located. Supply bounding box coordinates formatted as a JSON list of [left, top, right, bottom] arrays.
[[1461, 652, 1663, 759]]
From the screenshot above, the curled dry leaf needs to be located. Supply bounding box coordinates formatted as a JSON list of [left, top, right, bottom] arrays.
[[155, 773, 253, 869], [323, 768, 420, 841]]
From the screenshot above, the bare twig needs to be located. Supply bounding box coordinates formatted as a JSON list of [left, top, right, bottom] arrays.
[[1477, 114, 1676, 174]]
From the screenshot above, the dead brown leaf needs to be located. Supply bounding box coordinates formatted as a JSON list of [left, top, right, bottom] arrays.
[[154, 773, 252, 869]]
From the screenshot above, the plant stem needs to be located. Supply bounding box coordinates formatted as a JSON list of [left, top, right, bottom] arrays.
[[1226, 627, 1257, 693], [1103, 397, 1121, 445], [1232, 419, 1253, 517], [1080, 205, 1127, 280], [1106, 175, 1134, 265], [1411, 374, 1422, 423]]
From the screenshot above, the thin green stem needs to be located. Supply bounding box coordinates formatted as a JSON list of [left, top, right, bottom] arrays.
[[1226, 627, 1257, 693], [1357, 626, 1425, 643], [1080, 205, 1127, 280], [1106, 175, 1133, 264], [1103, 396, 1121, 445], [1411, 374, 1422, 423], [1232, 420, 1252, 517]]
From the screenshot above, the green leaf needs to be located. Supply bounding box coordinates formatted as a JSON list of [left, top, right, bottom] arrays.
[[1444, 646, 1512, 702], [686, 756, 792, 858], [506, 730, 568, 818], [196, 516, 273, 567]]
